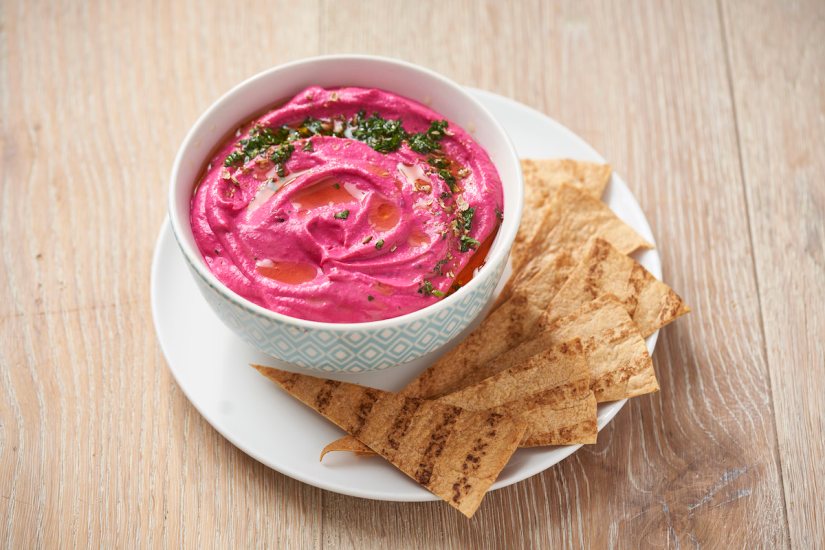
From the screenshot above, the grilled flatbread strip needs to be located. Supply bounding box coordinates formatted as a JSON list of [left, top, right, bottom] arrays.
[[253, 365, 527, 518], [512, 159, 612, 267], [437, 339, 597, 446], [406, 185, 655, 403], [322, 295, 656, 457], [507, 182, 653, 299], [542, 238, 690, 337]]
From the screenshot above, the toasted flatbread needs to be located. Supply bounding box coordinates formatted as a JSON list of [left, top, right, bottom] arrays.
[[543, 238, 690, 336], [437, 339, 596, 445], [253, 365, 526, 518], [322, 340, 598, 457], [513, 159, 612, 266], [516, 182, 652, 272]]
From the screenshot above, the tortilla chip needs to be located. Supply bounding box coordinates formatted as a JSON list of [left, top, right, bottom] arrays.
[[512, 182, 653, 285], [320, 437, 374, 460], [253, 365, 527, 518], [410, 293, 657, 412], [437, 339, 597, 445], [450, 295, 657, 402], [407, 183, 657, 400], [543, 238, 690, 336], [518, 396, 599, 446], [324, 294, 654, 456], [544, 295, 659, 401], [513, 159, 612, 266], [521, 159, 611, 209], [402, 290, 538, 400], [323, 340, 597, 457], [436, 339, 587, 409]]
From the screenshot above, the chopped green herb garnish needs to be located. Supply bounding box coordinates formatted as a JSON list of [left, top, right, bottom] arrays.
[[333, 183, 340, 189], [433, 258, 449, 275], [437, 168, 455, 184], [224, 125, 297, 167], [418, 280, 445, 297], [224, 150, 245, 166], [375, 239, 385, 249], [437, 168, 458, 192], [427, 156, 450, 169], [300, 117, 326, 136], [352, 112, 407, 153], [227, 115, 450, 166], [459, 235, 480, 252], [270, 143, 294, 165], [367, 295, 375, 301], [408, 120, 448, 154], [459, 207, 475, 232], [334, 210, 350, 220]]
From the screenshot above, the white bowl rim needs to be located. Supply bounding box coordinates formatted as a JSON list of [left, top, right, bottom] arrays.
[[168, 54, 524, 332]]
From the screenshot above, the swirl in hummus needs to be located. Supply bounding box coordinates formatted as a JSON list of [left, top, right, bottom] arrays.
[[190, 86, 503, 323]]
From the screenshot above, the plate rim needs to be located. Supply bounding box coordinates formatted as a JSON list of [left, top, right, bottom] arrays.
[[151, 88, 661, 502]]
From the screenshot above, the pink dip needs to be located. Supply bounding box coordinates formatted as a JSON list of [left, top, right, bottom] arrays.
[[190, 86, 503, 323]]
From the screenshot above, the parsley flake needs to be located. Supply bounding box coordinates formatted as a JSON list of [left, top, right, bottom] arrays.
[[459, 235, 480, 252], [418, 280, 445, 298], [224, 125, 297, 167], [408, 120, 448, 154], [352, 111, 407, 153], [459, 207, 475, 232]]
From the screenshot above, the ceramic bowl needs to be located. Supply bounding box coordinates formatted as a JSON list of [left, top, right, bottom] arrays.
[[168, 55, 523, 372]]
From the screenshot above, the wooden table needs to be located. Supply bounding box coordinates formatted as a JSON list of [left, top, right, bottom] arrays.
[[2, 1, 823, 547]]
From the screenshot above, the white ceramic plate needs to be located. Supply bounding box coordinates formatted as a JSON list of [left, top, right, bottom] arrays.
[[151, 89, 661, 502]]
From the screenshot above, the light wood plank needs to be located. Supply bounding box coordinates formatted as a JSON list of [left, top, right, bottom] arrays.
[[319, 0, 788, 547], [2, 0, 820, 547], [721, 0, 825, 546], [0, 0, 324, 547]]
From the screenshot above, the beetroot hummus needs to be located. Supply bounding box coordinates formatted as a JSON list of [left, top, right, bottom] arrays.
[[190, 86, 503, 323]]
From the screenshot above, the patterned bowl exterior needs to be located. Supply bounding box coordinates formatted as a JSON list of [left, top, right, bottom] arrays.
[[182, 247, 506, 373]]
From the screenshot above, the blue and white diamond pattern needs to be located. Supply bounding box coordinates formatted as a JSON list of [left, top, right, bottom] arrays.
[[184, 256, 504, 372]]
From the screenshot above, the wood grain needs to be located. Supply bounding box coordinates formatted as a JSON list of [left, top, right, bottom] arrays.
[[1, 0, 325, 548], [721, 0, 825, 546], [1, 0, 821, 547]]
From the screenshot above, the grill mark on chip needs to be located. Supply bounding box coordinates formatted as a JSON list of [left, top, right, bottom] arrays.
[[452, 415, 499, 504], [279, 373, 298, 391], [314, 379, 341, 413], [252, 365, 527, 518], [453, 439, 486, 504], [545, 238, 689, 337], [415, 406, 461, 485], [386, 397, 423, 450], [351, 388, 381, 437]]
